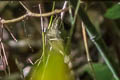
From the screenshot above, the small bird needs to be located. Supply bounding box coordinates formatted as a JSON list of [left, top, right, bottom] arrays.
[[25, 17, 75, 80]]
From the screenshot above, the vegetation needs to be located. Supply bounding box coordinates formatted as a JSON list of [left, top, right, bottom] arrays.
[[0, 1, 120, 80]]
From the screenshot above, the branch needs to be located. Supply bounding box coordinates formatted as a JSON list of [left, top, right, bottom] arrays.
[[1, 8, 68, 24]]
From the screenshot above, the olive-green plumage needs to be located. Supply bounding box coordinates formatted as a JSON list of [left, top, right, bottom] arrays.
[[26, 17, 75, 80]]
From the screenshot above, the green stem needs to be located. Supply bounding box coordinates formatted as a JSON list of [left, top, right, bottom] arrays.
[[42, 32, 45, 61], [48, 1, 56, 29], [70, 0, 120, 80], [65, 0, 80, 54]]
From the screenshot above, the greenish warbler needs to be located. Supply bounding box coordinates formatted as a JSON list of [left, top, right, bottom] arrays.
[[26, 17, 75, 80]]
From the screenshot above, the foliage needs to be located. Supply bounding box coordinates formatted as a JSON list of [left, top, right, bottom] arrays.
[[0, 1, 120, 80], [83, 63, 114, 80], [105, 4, 120, 19]]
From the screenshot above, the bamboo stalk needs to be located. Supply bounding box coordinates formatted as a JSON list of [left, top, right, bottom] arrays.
[[70, 0, 120, 80], [65, 1, 80, 54]]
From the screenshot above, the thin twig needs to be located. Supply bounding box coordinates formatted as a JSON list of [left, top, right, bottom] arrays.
[[5, 25, 17, 42], [38, 3, 46, 60], [0, 19, 7, 75], [1, 8, 68, 24], [0, 19, 10, 75], [61, 1, 68, 20], [48, 2, 55, 29], [1, 14, 28, 24], [27, 58, 34, 65], [0, 18, 3, 42], [1, 42, 8, 66], [1, 42, 10, 76], [37, 4, 47, 80], [39, 4, 44, 32], [82, 22, 96, 80], [19, 1, 31, 13]]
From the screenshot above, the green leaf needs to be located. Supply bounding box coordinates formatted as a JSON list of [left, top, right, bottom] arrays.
[[83, 63, 114, 80], [104, 4, 120, 19]]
